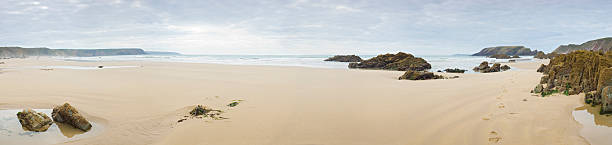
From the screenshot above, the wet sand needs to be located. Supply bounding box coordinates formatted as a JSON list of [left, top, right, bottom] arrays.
[[0, 58, 589, 145]]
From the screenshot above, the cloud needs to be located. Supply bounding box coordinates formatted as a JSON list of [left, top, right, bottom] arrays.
[[1, 0, 612, 55]]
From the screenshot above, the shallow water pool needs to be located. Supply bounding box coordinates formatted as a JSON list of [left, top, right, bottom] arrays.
[[573, 105, 612, 145]]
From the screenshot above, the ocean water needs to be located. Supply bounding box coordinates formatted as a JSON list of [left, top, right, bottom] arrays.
[[59, 54, 534, 73]]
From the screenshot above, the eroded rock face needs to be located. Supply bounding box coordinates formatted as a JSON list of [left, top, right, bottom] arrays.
[[538, 50, 612, 95], [348, 52, 431, 71], [488, 54, 511, 59], [324, 55, 362, 62], [537, 64, 548, 73], [533, 84, 544, 93], [52, 103, 92, 131], [398, 70, 443, 80], [16, 109, 53, 132]]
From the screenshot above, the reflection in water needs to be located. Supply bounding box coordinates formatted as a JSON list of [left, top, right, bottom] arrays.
[[573, 105, 612, 145], [56, 122, 86, 138], [0, 109, 101, 145]]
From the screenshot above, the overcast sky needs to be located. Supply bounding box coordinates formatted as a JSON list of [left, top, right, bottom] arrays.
[[1, 0, 611, 55]]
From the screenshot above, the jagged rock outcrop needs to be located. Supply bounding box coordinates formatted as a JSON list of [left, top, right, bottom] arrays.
[[488, 54, 511, 59], [444, 68, 466, 73], [16, 109, 53, 132], [348, 52, 431, 71], [52, 103, 92, 131], [472, 46, 538, 56], [473, 61, 489, 72], [553, 37, 612, 54], [537, 50, 612, 95], [324, 55, 362, 62], [398, 70, 443, 80], [0, 47, 145, 57]]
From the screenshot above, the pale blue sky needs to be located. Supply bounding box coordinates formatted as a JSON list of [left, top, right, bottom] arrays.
[[1, 0, 611, 55]]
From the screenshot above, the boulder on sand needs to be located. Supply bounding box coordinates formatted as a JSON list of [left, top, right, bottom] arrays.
[[324, 55, 362, 62], [501, 65, 511, 71], [601, 86, 612, 114], [52, 103, 92, 131], [348, 52, 431, 71], [473, 61, 490, 72], [398, 70, 443, 80], [16, 109, 53, 132]]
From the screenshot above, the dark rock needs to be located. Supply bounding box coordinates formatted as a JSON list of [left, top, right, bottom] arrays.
[[488, 54, 511, 59], [537, 64, 548, 73], [190, 105, 210, 116], [97, 65, 103, 68], [348, 52, 431, 71], [398, 70, 443, 80], [488, 63, 501, 72], [511, 55, 520, 58], [52, 103, 92, 131], [473, 61, 490, 72], [537, 50, 612, 95], [602, 86, 612, 114], [444, 68, 466, 73], [16, 109, 53, 132], [324, 55, 362, 62], [437, 70, 442, 72], [533, 84, 544, 93], [501, 65, 511, 71], [585, 91, 598, 104]]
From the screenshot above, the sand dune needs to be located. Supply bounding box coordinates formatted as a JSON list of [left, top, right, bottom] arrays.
[[0, 58, 588, 145]]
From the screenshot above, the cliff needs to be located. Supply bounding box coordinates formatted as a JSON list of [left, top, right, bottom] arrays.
[[553, 37, 612, 54], [472, 46, 538, 56], [0, 47, 145, 57]]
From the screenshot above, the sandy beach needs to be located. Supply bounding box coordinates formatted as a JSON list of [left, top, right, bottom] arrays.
[[0, 58, 589, 145]]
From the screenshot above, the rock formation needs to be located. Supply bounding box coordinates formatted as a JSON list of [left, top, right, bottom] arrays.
[[444, 68, 466, 73], [511, 55, 520, 58], [501, 65, 511, 71], [602, 86, 612, 114], [16, 109, 53, 132], [534, 51, 559, 59], [488, 54, 511, 59], [398, 70, 443, 80], [473, 61, 506, 73], [348, 52, 431, 71], [553, 37, 612, 54], [472, 46, 538, 56], [52, 103, 92, 131], [324, 55, 362, 62], [534, 50, 612, 114], [537, 64, 548, 73]]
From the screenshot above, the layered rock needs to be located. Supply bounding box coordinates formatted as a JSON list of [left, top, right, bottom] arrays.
[[52, 103, 92, 131], [488, 54, 511, 59], [553, 37, 612, 54], [472, 46, 538, 56], [16, 109, 53, 132], [444, 68, 466, 73], [324, 55, 362, 62], [398, 70, 443, 80], [348, 52, 431, 71]]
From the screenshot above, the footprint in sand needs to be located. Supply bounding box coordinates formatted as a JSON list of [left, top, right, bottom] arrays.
[[488, 131, 502, 143]]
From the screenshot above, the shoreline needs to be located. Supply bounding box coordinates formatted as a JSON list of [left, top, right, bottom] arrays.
[[0, 57, 590, 145]]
